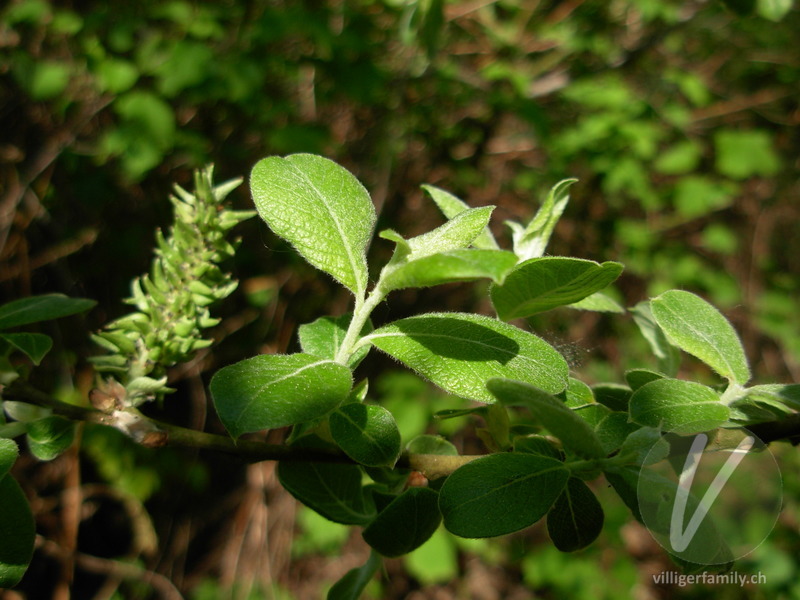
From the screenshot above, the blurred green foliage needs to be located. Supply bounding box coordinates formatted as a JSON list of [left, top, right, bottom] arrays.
[[2, 0, 798, 597]]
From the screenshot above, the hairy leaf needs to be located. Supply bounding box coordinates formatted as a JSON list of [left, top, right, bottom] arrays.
[[210, 353, 352, 438], [367, 313, 568, 403], [421, 185, 499, 249], [250, 154, 375, 296], [381, 249, 518, 292], [651, 290, 750, 384], [298, 314, 372, 369], [629, 378, 730, 434], [491, 257, 623, 320], [26, 416, 75, 461]]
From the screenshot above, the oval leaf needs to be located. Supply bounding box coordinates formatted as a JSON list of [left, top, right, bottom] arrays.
[[250, 154, 376, 296], [487, 379, 606, 459], [629, 378, 730, 434], [406, 434, 458, 456], [210, 353, 353, 438], [651, 290, 750, 384], [0, 294, 95, 330], [362, 487, 441, 557], [382, 249, 518, 292], [330, 403, 401, 467], [439, 452, 569, 538], [298, 314, 372, 369], [546, 477, 604, 552], [0, 475, 35, 588], [277, 438, 374, 526], [491, 257, 623, 320], [367, 313, 569, 403], [406, 206, 494, 258]]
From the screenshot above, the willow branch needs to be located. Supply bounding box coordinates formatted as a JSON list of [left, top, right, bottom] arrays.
[[1, 381, 481, 479]]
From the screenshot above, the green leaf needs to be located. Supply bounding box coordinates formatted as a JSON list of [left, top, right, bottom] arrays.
[[250, 154, 376, 297], [568, 291, 625, 313], [507, 179, 577, 261], [618, 427, 670, 466], [439, 452, 569, 538], [742, 384, 800, 411], [0, 294, 95, 330], [406, 435, 458, 456], [421, 185, 499, 249], [382, 249, 518, 292], [367, 313, 568, 404], [651, 290, 751, 384], [513, 435, 562, 460], [625, 369, 666, 391], [0, 475, 35, 588], [0, 333, 52, 365], [758, 0, 794, 20], [298, 314, 372, 369], [714, 129, 781, 179], [490, 258, 623, 320], [546, 477, 604, 552], [327, 551, 381, 600], [330, 403, 401, 467], [362, 487, 441, 557], [629, 379, 730, 434], [210, 353, 353, 438], [487, 379, 606, 459], [405, 206, 495, 258], [0, 439, 18, 480], [26, 416, 75, 461], [277, 438, 374, 526], [594, 413, 639, 455], [630, 301, 680, 377]]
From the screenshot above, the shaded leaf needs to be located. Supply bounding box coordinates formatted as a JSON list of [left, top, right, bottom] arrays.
[[488, 379, 606, 459], [298, 314, 372, 369], [439, 452, 569, 538], [0, 475, 35, 588], [327, 551, 381, 600], [491, 257, 623, 320], [26, 416, 75, 461], [0, 333, 52, 365], [406, 435, 458, 456], [0, 294, 95, 330], [362, 487, 441, 556], [546, 477, 604, 551]]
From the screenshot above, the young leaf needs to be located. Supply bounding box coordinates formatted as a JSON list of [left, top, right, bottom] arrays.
[[210, 353, 353, 438], [298, 314, 372, 369], [0, 332, 52, 365], [26, 416, 75, 461], [487, 379, 606, 459], [277, 438, 374, 526], [630, 301, 681, 377], [421, 185, 499, 249], [250, 154, 376, 297], [490, 257, 623, 320], [366, 313, 569, 404], [405, 206, 494, 258], [625, 369, 666, 391], [439, 452, 569, 538], [650, 290, 751, 384], [568, 291, 625, 313], [507, 178, 577, 261], [0, 294, 95, 330], [0, 475, 35, 588], [362, 487, 441, 557], [327, 551, 381, 600], [546, 477, 604, 552], [629, 378, 730, 434], [330, 403, 401, 467], [381, 249, 518, 292]]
